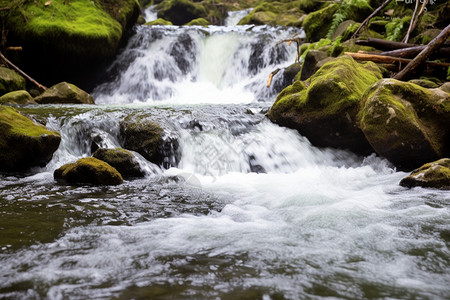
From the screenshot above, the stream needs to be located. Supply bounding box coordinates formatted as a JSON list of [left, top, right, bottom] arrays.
[[0, 17, 449, 300]]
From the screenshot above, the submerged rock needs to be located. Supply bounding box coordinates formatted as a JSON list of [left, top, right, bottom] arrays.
[[268, 55, 382, 155], [0, 67, 26, 96], [120, 115, 179, 168], [0, 90, 36, 105], [54, 157, 123, 186], [93, 148, 145, 179], [34, 82, 95, 104], [358, 79, 450, 169], [400, 158, 450, 190], [0, 106, 61, 172]]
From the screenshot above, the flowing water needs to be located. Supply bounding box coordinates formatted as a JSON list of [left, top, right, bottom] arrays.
[[1, 20, 449, 300]]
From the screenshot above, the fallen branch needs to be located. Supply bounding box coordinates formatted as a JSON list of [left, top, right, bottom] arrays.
[[0, 51, 47, 91], [351, 0, 393, 39], [403, 0, 428, 43], [378, 46, 450, 58], [6, 46, 22, 51], [276, 37, 303, 63], [394, 24, 450, 80], [356, 38, 419, 50], [344, 52, 450, 68], [266, 68, 280, 88]]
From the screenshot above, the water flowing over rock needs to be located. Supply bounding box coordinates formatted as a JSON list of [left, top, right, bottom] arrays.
[[34, 82, 95, 104], [0, 106, 61, 172], [400, 158, 450, 190], [268, 55, 382, 155], [358, 79, 450, 169], [0, 67, 26, 96], [54, 157, 123, 186], [93, 148, 145, 179]]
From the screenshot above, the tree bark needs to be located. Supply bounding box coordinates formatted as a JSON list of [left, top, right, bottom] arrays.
[[356, 37, 450, 51], [344, 52, 450, 68], [394, 24, 450, 80], [378, 46, 450, 58]]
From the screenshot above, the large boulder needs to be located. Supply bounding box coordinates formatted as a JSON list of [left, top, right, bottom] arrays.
[[93, 148, 145, 179], [156, 0, 207, 25], [34, 82, 95, 104], [3, 0, 140, 87], [54, 157, 123, 186], [268, 55, 382, 155], [0, 106, 61, 172], [0, 90, 36, 105], [400, 158, 450, 190], [120, 115, 179, 168], [357, 79, 450, 169], [0, 67, 26, 96], [237, 2, 303, 27], [302, 4, 338, 42]]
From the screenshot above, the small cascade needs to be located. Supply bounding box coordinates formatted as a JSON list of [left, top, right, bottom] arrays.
[[93, 25, 301, 104]]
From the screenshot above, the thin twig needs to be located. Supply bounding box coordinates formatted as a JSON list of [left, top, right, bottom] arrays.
[[351, 0, 393, 39]]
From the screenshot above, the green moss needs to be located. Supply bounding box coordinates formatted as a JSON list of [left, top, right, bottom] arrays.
[[93, 147, 145, 179], [145, 18, 173, 25], [186, 17, 210, 26], [386, 16, 411, 41], [302, 3, 338, 42], [0, 67, 26, 96], [400, 158, 450, 189], [0, 90, 35, 105], [55, 157, 123, 185], [0, 106, 57, 137]]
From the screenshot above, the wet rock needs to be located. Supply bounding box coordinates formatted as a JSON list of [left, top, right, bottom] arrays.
[[34, 82, 95, 104], [54, 157, 123, 186], [300, 50, 328, 81], [157, 0, 207, 25], [186, 18, 210, 26], [268, 55, 382, 155], [120, 115, 180, 168], [408, 79, 439, 89], [400, 158, 450, 190], [358, 79, 450, 169], [93, 148, 145, 179], [0, 106, 61, 172], [0, 90, 36, 105], [237, 2, 303, 27], [0, 67, 26, 96], [145, 18, 173, 26]]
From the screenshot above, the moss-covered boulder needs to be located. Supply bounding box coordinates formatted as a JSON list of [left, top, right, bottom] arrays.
[[93, 148, 145, 179], [120, 115, 179, 167], [0, 106, 61, 172], [302, 4, 338, 42], [54, 157, 123, 185], [400, 158, 450, 190], [156, 0, 207, 25], [358, 79, 450, 169], [268, 55, 383, 154], [0, 67, 26, 96], [299, 50, 328, 80], [1, 0, 140, 87], [0, 90, 36, 105], [186, 18, 210, 26], [237, 2, 303, 27], [34, 82, 95, 104], [145, 18, 173, 26]]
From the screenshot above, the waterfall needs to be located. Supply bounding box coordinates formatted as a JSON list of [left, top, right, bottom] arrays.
[[92, 25, 300, 104]]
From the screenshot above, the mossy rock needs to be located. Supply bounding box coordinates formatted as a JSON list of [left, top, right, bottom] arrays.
[[296, 0, 323, 13], [400, 158, 450, 190], [145, 18, 173, 26], [358, 79, 450, 169], [34, 82, 95, 104], [186, 18, 210, 26], [412, 28, 442, 45], [93, 147, 145, 179], [0, 90, 36, 105], [54, 157, 123, 186], [156, 0, 207, 25], [299, 50, 328, 80], [0, 67, 26, 96], [408, 79, 439, 89], [1, 0, 140, 87], [302, 3, 338, 42], [0, 106, 61, 172], [268, 55, 382, 154], [237, 3, 303, 27], [120, 114, 179, 167]]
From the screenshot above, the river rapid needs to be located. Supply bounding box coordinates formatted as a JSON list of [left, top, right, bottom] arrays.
[[1, 16, 449, 300]]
